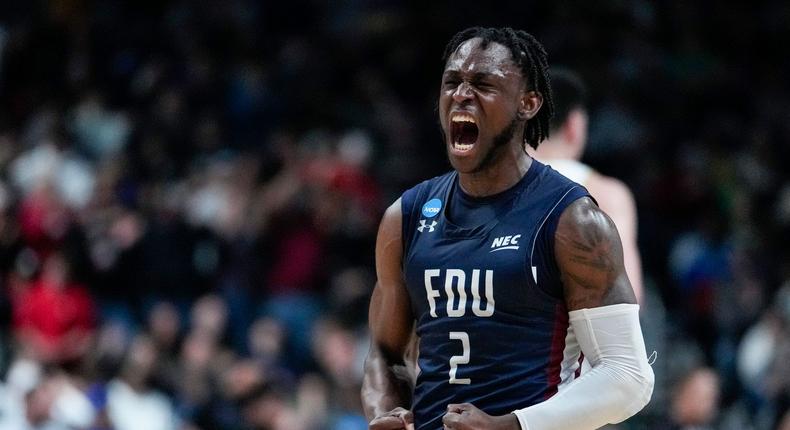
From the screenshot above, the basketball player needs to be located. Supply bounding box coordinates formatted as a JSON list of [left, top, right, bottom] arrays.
[[362, 27, 654, 430], [532, 69, 644, 304]]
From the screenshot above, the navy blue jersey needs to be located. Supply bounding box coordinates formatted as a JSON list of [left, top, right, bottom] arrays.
[[400, 160, 591, 430]]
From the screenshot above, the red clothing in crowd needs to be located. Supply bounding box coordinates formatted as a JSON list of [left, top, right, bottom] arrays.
[[13, 278, 97, 361]]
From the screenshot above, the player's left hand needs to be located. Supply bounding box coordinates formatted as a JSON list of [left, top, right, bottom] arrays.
[[441, 403, 519, 430]]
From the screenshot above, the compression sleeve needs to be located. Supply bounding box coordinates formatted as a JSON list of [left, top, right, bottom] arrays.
[[512, 304, 654, 430]]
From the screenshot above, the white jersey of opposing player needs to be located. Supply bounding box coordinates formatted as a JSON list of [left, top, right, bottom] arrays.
[[542, 158, 593, 187]]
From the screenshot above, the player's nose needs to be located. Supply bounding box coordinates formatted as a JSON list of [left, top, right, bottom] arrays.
[[452, 82, 473, 104]]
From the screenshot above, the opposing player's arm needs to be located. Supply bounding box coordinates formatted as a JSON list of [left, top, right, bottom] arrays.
[[509, 197, 653, 430], [588, 175, 644, 304], [362, 199, 416, 429]]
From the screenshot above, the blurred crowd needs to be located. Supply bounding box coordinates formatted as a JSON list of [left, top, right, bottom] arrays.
[[0, 1, 789, 429]]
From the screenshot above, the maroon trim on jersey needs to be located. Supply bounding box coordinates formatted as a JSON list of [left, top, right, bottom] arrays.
[[575, 353, 585, 378], [544, 302, 569, 400]]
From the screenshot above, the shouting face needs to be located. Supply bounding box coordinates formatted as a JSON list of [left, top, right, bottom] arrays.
[[439, 37, 541, 174]]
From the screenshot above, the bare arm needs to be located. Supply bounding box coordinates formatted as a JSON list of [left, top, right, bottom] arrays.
[[362, 199, 416, 428], [503, 198, 652, 429], [555, 197, 637, 310]]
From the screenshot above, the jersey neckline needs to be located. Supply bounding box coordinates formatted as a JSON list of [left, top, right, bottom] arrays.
[[440, 159, 544, 238]]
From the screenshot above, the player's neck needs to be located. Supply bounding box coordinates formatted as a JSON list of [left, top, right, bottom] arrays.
[[458, 147, 532, 198]]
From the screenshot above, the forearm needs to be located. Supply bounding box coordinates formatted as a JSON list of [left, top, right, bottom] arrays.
[[513, 304, 654, 430], [362, 345, 414, 420]]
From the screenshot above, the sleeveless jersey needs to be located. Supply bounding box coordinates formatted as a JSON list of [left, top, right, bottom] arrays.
[[400, 160, 592, 430]]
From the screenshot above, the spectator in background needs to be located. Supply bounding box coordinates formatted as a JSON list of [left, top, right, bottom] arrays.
[[669, 367, 720, 430], [106, 335, 177, 430], [172, 295, 234, 428], [12, 251, 96, 365], [247, 316, 288, 373], [312, 316, 365, 426], [15, 182, 73, 261], [737, 284, 790, 428], [146, 301, 182, 365], [239, 383, 301, 430], [0, 360, 96, 430]]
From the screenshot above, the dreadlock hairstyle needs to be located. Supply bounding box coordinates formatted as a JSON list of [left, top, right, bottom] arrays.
[[442, 27, 554, 150]]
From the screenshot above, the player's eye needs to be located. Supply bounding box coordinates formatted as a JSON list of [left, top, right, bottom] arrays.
[[474, 81, 493, 90]]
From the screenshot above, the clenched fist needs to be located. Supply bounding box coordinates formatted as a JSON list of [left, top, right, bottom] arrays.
[[369, 407, 415, 430], [441, 403, 519, 430]]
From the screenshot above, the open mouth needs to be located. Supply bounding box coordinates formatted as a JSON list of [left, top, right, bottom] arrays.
[[450, 114, 479, 152]]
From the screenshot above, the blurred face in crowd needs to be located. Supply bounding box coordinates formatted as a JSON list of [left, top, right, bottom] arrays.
[[190, 294, 227, 340], [123, 335, 159, 388], [222, 359, 264, 400], [41, 253, 69, 289], [148, 301, 181, 349], [439, 37, 540, 174], [248, 317, 285, 359], [671, 367, 720, 425]]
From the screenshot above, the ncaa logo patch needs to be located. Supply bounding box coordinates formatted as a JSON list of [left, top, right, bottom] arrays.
[[422, 198, 442, 218]]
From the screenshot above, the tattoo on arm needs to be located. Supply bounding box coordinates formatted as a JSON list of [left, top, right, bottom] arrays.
[[555, 198, 636, 310]]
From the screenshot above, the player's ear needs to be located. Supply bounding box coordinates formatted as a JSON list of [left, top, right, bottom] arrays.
[[519, 90, 543, 120]]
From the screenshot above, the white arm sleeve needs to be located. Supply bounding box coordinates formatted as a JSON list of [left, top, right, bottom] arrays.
[[513, 303, 654, 430]]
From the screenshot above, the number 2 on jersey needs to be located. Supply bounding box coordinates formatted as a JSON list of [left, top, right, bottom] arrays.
[[449, 331, 471, 384]]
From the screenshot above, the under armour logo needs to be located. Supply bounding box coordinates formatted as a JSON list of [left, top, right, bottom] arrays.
[[418, 219, 437, 233]]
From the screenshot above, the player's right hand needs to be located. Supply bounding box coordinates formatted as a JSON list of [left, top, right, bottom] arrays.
[[369, 407, 415, 430]]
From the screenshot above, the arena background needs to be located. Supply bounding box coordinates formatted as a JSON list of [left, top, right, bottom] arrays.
[[0, 1, 789, 429]]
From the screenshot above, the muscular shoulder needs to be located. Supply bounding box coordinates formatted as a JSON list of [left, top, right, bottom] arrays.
[[377, 199, 403, 260], [371, 198, 414, 354], [554, 197, 636, 310], [555, 197, 617, 254]]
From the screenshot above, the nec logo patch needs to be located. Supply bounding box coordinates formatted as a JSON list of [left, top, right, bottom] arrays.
[[490, 234, 521, 252]]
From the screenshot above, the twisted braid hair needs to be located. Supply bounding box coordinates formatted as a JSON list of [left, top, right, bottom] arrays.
[[442, 27, 554, 149]]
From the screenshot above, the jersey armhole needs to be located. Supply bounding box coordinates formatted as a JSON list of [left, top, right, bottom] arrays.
[[400, 183, 425, 260], [529, 186, 595, 299]]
